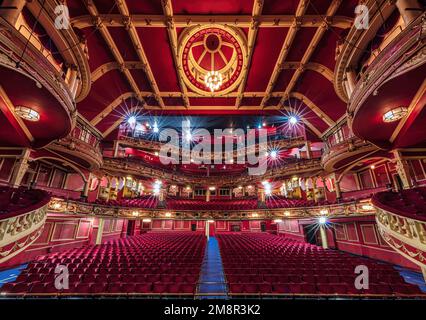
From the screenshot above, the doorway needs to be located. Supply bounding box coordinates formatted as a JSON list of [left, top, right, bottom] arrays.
[[303, 224, 318, 245]]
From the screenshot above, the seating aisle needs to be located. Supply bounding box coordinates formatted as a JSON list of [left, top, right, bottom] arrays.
[[197, 237, 228, 299]]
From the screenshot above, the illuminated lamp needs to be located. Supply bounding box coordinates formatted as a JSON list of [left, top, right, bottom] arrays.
[[289, 115, 298, 125], [14, 106, 40, 122], [252, 213, 259, 217], [209, 186, 216, 191], [207, 220, 214, 223], [318, 217, 327, 224], [270, 150, 278, 159], [204, 71, 223, 92], [52, 203, 61, 210], [320, 209, 328, 215], [383, 107, 408, 123], [132, 211, 139, 217], [262, 122, 266, 127], [361, 204, 374, 210], [238, 186, 243, 189], [142, 218, 152, 223], [153, 121, 159, 133], [165, 212, 172, 217], [261, 180, 269, 186], [186, 186, 191, 191], [274, 219, 283, 223], [370, 165, 375, 170], [154, 151, 159, 156], [284, 211, 290, 216]]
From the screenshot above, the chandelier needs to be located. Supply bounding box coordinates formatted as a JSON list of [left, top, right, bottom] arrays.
[[204, 71, 223, 92]]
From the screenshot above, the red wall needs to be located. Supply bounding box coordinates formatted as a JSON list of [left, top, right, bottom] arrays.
[[276, 219, 305, 242], [332, 219, 419, 270], [0, 214, 127, 270]]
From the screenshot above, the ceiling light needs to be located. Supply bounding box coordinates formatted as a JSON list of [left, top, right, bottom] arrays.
[[319, 217, 327, 224], [204, 71, 223, 92], [383, 107, 408, 123], [270, 150, 278, 159], [153, 121, 159, 133], [289, 116, 298, 125], [14, 106, 40, 122]]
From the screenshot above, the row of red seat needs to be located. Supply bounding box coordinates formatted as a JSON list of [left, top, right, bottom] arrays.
[[373, 186, 426, 220], [167, 198, 258, 210], [95, 196, 158, 208], [2, 232, 206, 296], [0, 187, 50, 218], [217, 233, 423, 296]]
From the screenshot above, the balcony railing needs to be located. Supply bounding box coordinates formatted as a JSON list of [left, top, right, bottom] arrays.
[[0, 189, 50, 263]]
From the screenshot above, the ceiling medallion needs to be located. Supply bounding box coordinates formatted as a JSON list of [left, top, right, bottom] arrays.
[[382, 106, 408, 123], [178, 25, 248, 96]]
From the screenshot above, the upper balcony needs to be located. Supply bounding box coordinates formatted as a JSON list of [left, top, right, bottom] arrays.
[[321, 120, 377, 172], [47, 116, 103, 170], [0, 187, 50, 263]]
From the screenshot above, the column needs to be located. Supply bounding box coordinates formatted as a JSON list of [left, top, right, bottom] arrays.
[[393, 150, 414, 189], [335, 178, 342, 199], [95, 218, 105, 245], [312, 178, 318, 203], [305, 141, 312, 159], [345, 68, 357, 97], [9, 148, 30, 188], [81, 174, 92, 198], [422, 266, 426, 284], [395, 0, 422, 26], [206, 189, 211, 202], [319, 225, 329, 249], [205, 221, 210, 240], [113, 141, 120, 157], [1, 0, 26, 26]]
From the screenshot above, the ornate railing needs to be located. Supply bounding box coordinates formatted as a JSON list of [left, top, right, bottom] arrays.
[[0, 18, 75, 124], [322, 136, 377, 171], [348, 13, 426, 119], [0, 191, 50, 264], [48, 196, 375, 221], [102, 157, 323, 186], [375, 207, 426, 271]]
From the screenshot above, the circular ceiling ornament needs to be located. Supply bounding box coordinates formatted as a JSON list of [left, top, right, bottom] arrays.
[[178, 25, 248, 96]]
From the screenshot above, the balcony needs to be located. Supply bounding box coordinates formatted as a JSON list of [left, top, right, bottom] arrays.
[[0, 187, 50, 263], [373, 188, 426, 275], [47, 117, 103, 170]]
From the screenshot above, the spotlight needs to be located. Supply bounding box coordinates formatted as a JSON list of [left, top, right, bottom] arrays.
[[153, 121, 159, 133], [270, 150, 278, 159], [258, 124, 262, 129], [319, 217, 327, 224], [289, 116, 298, 125], [127, 116, 137, 126], [262, 122, 266, 127]]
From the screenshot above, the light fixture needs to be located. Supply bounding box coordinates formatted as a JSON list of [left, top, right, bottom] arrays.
[[127, 116, 137, 127], [204, 71, 223, 92], [319, 217, 327, 224], [270, 150, 278, 159], [153, 121, 159, 133], [165, 212, 172, 217], [261, 180, 269, 186], [14, 106, 40, 122], [284, 211, 290, 216], [361, 204, 374, 210], [238, 186, 243, 189], [274, 219, 283, 223], [154, 151, 159, 156], [209, 186, 216, 191], [370, 165, 375, 170], [52, 203, 61, 210], [383, 107, 408, 123], [289, 116, 298, 125], [142, 218, 152, 223], [252, 213, 259, 218], [207, 219, 215, 223], [132, 211, 139, 217]]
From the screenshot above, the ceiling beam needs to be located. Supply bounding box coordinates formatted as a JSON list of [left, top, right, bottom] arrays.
[[83, 1, 147, 112], [280, 61, 334, 82], [278, 0, 343, 108], [115, 0, 165, 108], [234, 0, 264, 109], [161, 0, 190, 108], [91, 92, 136, 126], [0, 85, 34, 143], [72, 14, 352, 29], [91, 61, 146, 83], [290, 92, 335, 127], [260, 0, 308, 109]]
